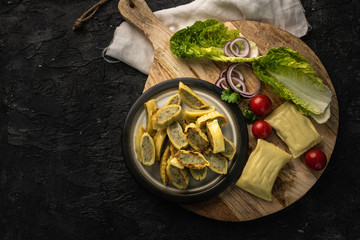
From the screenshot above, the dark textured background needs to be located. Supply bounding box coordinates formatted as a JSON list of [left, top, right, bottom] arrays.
[[1, 0, 359, 239]]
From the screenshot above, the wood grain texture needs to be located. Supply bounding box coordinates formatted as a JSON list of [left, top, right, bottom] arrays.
[[118, 0, 339, 222]]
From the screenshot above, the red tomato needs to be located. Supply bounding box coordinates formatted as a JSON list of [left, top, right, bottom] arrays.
[[304, 149, 327, 171], [249, 94, 272, 117], [252, 120, 272, 139]]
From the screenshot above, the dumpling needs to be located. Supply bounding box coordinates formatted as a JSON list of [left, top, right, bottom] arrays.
[[202, 150, 228, 174], [152, 104, 182, 129], [236, 139, 292, 201], [134, 124, 145, 163], [144, 99, 158, 136], [178, 81, 210, 109], [175, 150, 209, 169], [183, 106, 216, 122], [167, 122, 188, 150], [166, 93, 181, 105], [206, 119, 225, 153], [189, 167, 207, 181], [265, 101, 323, 158], [153, 128, 167, 161], [196, 111, 227, 131], [166, 163, 189, 189], [184, 123, 209, 152], [159, 146, 170, 185], [140, 132, 156, 166], [220, 136, 236, 160]]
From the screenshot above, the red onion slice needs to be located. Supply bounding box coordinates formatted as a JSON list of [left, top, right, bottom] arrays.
[[224, 40, 241, 57], [226, 63, 260, 98], [215, 77, 227, 90], [229, 38, 250, 58]]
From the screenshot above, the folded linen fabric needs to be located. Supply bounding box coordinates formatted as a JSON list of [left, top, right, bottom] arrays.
[[103, 0, 309, 74]]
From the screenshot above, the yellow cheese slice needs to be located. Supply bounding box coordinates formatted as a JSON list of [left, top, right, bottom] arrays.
[[236, 139, 292, 201], [265, 101, 323, 158]]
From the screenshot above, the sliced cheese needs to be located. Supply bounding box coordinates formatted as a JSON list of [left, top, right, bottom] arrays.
[[236, 139, 291, 201], [265, 101, 323, 158]]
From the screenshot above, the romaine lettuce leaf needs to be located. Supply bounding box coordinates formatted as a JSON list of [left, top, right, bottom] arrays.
[[252, 47, 332, 122], [169, 19, 258, 62]]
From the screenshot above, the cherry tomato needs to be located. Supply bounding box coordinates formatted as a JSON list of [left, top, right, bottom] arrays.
[[252, 120, 272, 139], [249, 94, 272, 117], [304, 149, 327, 171]]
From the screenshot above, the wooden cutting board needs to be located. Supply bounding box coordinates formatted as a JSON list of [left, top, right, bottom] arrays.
[[118, 0, 339, 222]]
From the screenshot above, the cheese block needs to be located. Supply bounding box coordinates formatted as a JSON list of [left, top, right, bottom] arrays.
[[265, 101, 323, 158], [236, 139, 292, 201]]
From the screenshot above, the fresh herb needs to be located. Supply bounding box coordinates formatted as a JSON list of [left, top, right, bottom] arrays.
[[221, 87, 242, 104], [243, 106, 257, 124], [170, 19, 258, 62]]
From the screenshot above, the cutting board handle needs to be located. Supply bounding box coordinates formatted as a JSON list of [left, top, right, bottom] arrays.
[[118, 0, 173, 50]]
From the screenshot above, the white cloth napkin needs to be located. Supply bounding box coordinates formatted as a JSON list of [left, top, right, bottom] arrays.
[[103, 0, 309, 74]]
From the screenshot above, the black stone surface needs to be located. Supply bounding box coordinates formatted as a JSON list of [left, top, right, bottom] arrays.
[[1, 0, 359, 239]]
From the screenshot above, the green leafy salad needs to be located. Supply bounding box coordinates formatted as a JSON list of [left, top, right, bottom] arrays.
[[169, 19, 259, 62], [169, 19, 332, 124]]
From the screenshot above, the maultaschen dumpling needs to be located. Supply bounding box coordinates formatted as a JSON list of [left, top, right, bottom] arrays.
[[152, 104, 182, 129], [178, 81, 210, 109]]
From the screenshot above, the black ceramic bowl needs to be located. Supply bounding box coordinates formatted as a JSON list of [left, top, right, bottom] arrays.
[[122, 78, 248, 203]]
